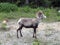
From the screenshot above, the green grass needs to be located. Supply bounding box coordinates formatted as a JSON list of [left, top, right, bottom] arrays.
[[0, 6, 60, 22], [33, 39, 40, 45], [0, 11, 35, 21]]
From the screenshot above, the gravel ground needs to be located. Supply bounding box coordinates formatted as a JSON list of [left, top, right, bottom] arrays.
[[0, 21, 60, 45]]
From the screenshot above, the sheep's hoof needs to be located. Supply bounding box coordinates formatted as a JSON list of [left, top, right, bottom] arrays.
[[21, 35, 23, 37], [34, 36, 37, 38], [17, 36, 19, 38], [33, 36, 37, 39], [17, 37, 19, 38], [33, 35, 34, 38], [20, 34, 23, 37]]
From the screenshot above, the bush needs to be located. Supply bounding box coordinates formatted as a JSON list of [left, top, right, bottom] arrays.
[[0, 3, 18, 12], [19, 6, 45, 13], [42, 8, 60, 22], [19, 6, 31, 13]]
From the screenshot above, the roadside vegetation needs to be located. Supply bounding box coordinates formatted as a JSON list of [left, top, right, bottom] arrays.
[[0, 3, 60, 22]]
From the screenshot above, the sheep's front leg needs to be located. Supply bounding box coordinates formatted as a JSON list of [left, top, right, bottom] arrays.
[[33, 28, 37, 38]]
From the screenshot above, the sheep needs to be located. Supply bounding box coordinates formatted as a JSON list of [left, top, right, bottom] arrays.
[[17, 11, 46, 38]]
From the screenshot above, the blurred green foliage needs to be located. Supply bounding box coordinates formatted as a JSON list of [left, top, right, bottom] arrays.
[[0, 3, 18, 12], [0, 3, 60, 22]]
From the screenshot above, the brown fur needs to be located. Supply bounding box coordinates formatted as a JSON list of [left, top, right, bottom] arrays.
[[17, 11, 46, 38]]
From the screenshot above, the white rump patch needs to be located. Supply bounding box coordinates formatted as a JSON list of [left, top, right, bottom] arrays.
[[17, 18, 22, 24]]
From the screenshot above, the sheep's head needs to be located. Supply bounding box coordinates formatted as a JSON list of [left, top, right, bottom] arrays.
[[36, 10, 46, 19]]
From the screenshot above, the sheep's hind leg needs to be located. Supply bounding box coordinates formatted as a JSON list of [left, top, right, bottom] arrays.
[[19, 26, 23, 37], [17, 26, 23, 38], [17, 27, 20, 38]]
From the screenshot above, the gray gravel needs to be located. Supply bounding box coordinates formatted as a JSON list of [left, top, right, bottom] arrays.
[[0, 21, 60, 45]]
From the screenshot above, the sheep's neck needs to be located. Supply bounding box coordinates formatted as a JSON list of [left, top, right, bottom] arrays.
[[36, 18, 41, 23]]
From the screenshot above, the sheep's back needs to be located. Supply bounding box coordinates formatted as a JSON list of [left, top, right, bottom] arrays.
[[18, 18, 37, 26]]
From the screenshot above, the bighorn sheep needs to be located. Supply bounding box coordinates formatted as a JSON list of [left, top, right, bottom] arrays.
[[17, 11, 46, 38]]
